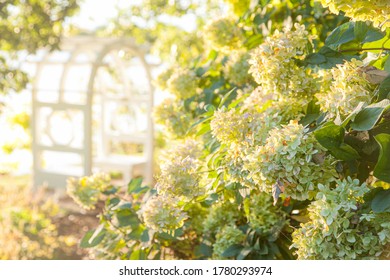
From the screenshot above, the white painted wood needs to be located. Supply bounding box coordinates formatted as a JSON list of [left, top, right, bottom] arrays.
[[31, 36, 154, 188]]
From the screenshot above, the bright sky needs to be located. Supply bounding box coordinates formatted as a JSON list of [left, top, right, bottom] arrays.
[[67, 0, 132, 30], [68, 0, 197, 32]]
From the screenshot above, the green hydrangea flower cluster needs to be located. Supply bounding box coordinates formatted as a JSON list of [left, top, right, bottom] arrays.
[[184, 203, 209, 234], [139, 195, 188, 232], [316, 59, 373, 119], [223, 50, 253, 86], [157, 139, 204, 200], [243, 192, 287, 236], [203, 16, 244, 52], [167, 68, 199, 99], [249, 23, 317, 99], [224, 0, 250, 17], [213, 225, 245, 258], [245, 120, 336, 200], [66, 173, 111, 210], [291, 178, 390, 259], [203, 201, 243, 234], [319, 0, 390, 30], [153, 98, 193, 138]]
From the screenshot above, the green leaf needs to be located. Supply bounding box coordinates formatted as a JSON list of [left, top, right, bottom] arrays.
[[106, 197, 120, 208], [128, 226, 144, 240], [195, 243, 213, 258], [174, 228, 184, 238], [245, 34, 263, 49], [130, 249, 146, 260], [204, 104, 215, 112], [351, 99, 390, 131], [258, 243, 269, 255], [371, 189, 390, 213], [363, 29, 390, 50], [80, 226, 106, 248], [157, 232, 176, 241], [333, 143, 361, 161], [127, 177, 143, 194], [116, 208, 140, 228], [221, 244, 243, 258], [141, 229, 150, 242], [196, 122, 211, 136], [347, 234, 356, 243], [314, 123, 360, 160], [207, 49, 218, 61], [341, 102, 365, 127], [384, 56, 390, 73], [237, 247, 252, 260], [325, 22, 356, 49], [314, 123, 344, 149], [218, 88, 236, 108], [326, 22, 385, 51], [377, 76, 390, 101], [373, 134, 390, 183], [354, 21, 385, 43], [371, 119, 390, 136], [304, 47, 349, 69]]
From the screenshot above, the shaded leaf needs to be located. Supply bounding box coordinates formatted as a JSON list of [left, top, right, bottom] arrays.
[[195, 243, 213, 258], [237, 247, 253, 260], [272, 180, 284, 205], [221, 244, 243, 258], [314, 122, 344, 149], [314, 123, 360, 160], [80, 226, 106, 248], [351, 99, 390, 131], [141, 229, 150, 242], [116, 209, 140, 228], [127, 177, 143, 194], [371, 189, 390, 213], [373, 134, 390, 183], [325, 22, 355, 48], [377, 76, 390, 101]]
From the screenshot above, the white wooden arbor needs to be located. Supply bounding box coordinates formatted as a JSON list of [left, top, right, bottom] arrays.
[[29, 36, 154, 188]]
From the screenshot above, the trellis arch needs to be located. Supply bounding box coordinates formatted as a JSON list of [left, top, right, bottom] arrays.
[[28, 36, 154, 188]]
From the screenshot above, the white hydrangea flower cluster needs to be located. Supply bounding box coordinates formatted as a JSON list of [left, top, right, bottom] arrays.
[[221, 143, 257, 188], [167, 68, 199, 99], [223, 50, 253, 86], [210, 108, 250, 145], [211, 86, 309, 190], [153, 98, 193, 138], [243, 192, 287, 236], [154, 67, 174, 91], [213, 225, 245, 258], [243, 88, 307, 120], [139, 195, 188, 232], [319, 0, 390, 30], [316, 59, 373, 119], [211, 98, 301, 148], [291, 177, 390, 259], [157, 139, 204, 201], [66, 173, 111, 210], [245, 120, 336, 200], [249, 24, 317, 99], [224, 0, 250, 17], [203, 16, 244, 52]]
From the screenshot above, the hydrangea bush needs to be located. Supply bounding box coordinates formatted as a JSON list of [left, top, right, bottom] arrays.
[[69, 0, 390, 260]]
